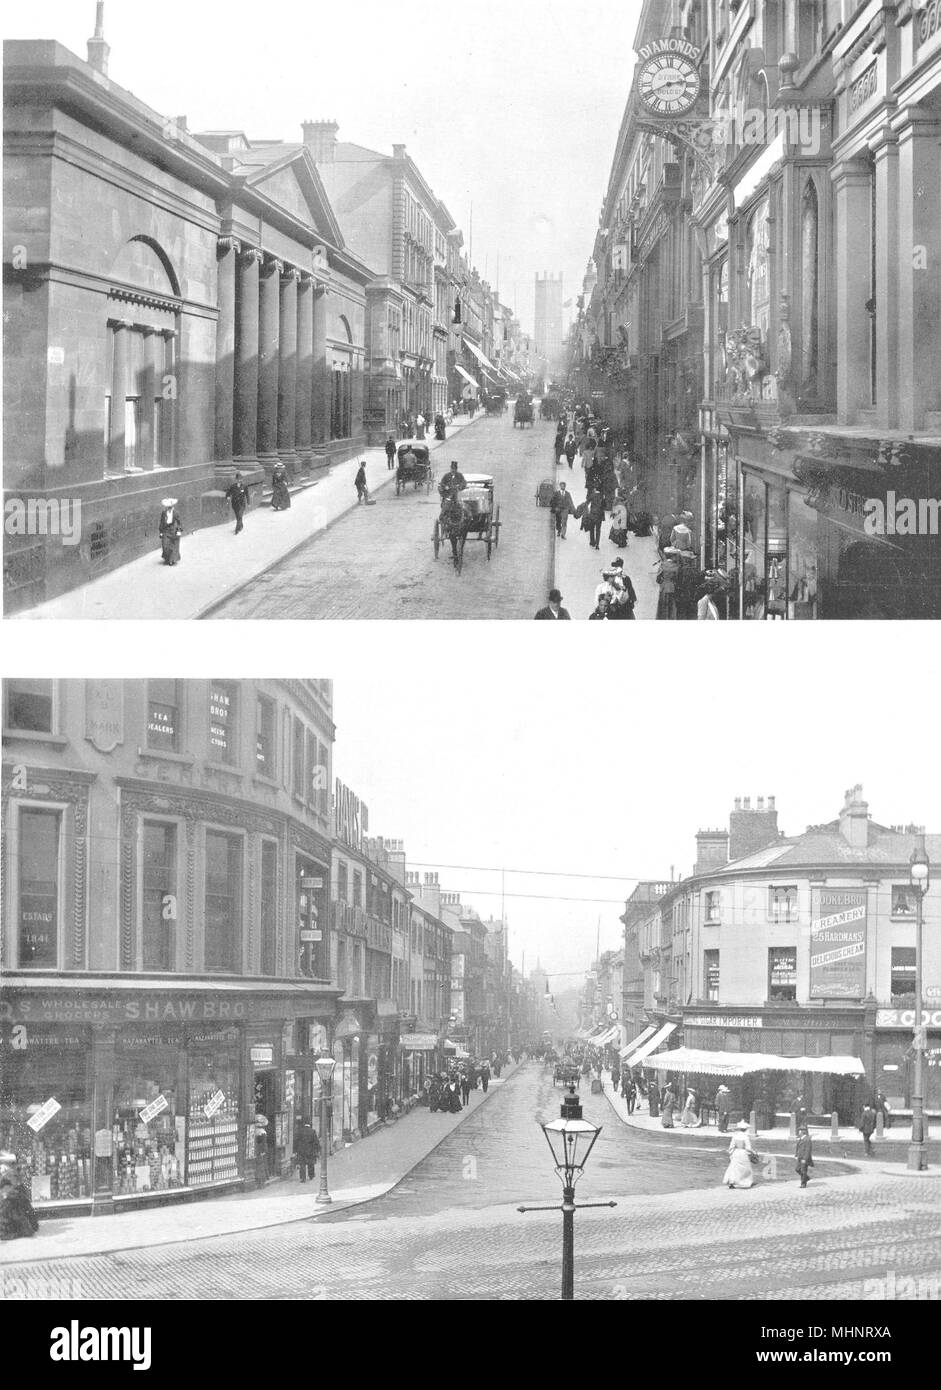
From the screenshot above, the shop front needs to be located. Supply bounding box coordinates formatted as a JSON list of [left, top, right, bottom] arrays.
[[874, 1007, 941, 1115], [0, 979, 337, 1216]]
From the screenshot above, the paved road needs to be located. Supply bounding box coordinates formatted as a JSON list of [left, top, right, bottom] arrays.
[[209, 415, 556, 619], [6, 1064, 936, 1302]]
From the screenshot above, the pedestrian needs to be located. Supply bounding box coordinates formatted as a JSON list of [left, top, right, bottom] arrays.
[[293, 1117, 320, 1183], [225, 472, 250, 534], [795, 1126, 814, 1187], [681, 1088, 701, 1127], [626, 1078, 637, 1115], [445, 1077, 462, 1113], [660, 1083, 677, 1129], [716, 1084, 731, 1133], [647, 1077, 659, 1119], [534, 588, 570, 620], [611, 1061, 621, 1093], [577, 489, 605, 549], [480, 1063, 490, 1093], [354, 461, 369, 504], [270, 462, 292, 511], [550, 480, 576, 538], [588, 592, 611, 620], [416, 411, 426, 440], [254, 1113, 270, 1187], [608, 493, 629, 548], [792, 1093, 807, 1133], [859, 1103, 877, 1156], [599, 557, 637, 619], [0, 1167, 39, 1242], [875, 1091, 891, 1129], [385, 434, 397, 470], [724, 1120, 756, 1189], [158, 497, 183, 566], [563, 433, 577, 468], [460, 1069, 471, 1106]]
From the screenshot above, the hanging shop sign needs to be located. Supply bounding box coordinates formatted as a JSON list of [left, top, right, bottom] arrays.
[[204, 1089, 226, 1119], [138, 1094, 169, 1124], [26, 1097, 62, 1133], [810, 889, 867, 999]]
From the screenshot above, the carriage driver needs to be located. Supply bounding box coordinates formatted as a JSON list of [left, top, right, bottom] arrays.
[[438, 461, 467, 499]]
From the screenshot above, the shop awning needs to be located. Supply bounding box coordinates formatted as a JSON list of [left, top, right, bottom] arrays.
[[464, 338, 498, 374], [400, 1033, 438, 1051], [644, 1047, 867, 1077], [623, 1021, 677, 1067], [454, 364, 478, 391], [619, 1024, 656, 1060], [595, 1025, 620, 1047]]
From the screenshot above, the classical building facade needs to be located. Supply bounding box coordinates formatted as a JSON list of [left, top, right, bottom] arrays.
[[3, 37, 372, 613], [1, 678, 337, 1215], [574, 0, 941, 617]]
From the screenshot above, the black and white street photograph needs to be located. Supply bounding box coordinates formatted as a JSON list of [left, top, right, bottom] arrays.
[[0, 671, 939, 1321], [4, 0, 940, 619]]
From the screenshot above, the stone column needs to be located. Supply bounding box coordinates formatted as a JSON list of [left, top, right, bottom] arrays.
[[893, 108, 941, 432], [277, 266, 299, 474], [215, 235, 240, 464], [139, 326, 157, 470], [295, 274, 314, 471], [160, 328, 179, 468], [107, 318, 132, 473], [234, 247, 262, 463], [830, 158, 873, 422], [257, 255, 284, 471], [310, 283, 329, 470], [90, 1026, 116, 1215]]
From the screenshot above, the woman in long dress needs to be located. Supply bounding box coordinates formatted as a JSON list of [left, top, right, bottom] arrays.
[[723, 1120, 755, 1188], [158, 498, 182, 565], [270, 464, 291, 511], [681, 1088, 701, 1127], [660, 1084, 677, 1128]]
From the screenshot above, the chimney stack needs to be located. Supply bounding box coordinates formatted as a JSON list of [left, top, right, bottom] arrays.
[[301, 120, 339, 163], [838, 784, 870, 850], [87, 2, 110, 75], [729, 794, 780, 861], [695, 829, 730, 875]]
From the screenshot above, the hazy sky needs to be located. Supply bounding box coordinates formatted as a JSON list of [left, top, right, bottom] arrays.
[[4, 0, 644, 333]]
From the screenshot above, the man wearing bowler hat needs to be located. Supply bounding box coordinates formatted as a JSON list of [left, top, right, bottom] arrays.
[[534, 588, 570, 619]]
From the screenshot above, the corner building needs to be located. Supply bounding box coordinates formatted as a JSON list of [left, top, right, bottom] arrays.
[[1, 678, 337, 1215]]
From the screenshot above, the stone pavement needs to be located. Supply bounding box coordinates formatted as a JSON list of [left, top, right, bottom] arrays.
[[597, 1077, 940, 1167], [0, 1068, 515, 1266], [14, 416, 481, 621], [551, 451, 660, 620]]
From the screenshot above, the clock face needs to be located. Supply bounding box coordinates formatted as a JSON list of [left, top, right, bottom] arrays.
[[638, 54, 701, 115]]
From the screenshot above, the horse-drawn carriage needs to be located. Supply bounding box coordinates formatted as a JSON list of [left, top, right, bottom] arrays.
[[484, 389, 507, 415], [553, 1062, 580, 1088], [433, 473, 501, 575], [540, 394, 560, 420], [513, 396, 534, 428], [395, 442, 435, 495]]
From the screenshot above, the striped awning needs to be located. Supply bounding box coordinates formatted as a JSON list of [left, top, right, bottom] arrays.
[[454, 364, 478, 390], [619, 1024, 656, 1060], [644, 1048, 867, 1077], [595, 1025, 620, 1047], [464, 338, 498, 373], [623, 1021, 677, 1067]]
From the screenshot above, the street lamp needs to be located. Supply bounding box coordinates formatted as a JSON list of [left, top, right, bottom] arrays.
[[908, 835, 930, 1172], [314, 1055, 336, 1203], [518, 1085, 615, 1300]]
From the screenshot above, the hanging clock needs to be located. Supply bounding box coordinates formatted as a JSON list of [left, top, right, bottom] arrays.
[[638, 51, 701, 116]]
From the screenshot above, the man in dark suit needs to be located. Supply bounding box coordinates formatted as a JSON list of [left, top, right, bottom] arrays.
[[224, 473, 250, 534], [549, 481, 576, 538], [577, 490, 605, 549], [534, 588, 570, 619]]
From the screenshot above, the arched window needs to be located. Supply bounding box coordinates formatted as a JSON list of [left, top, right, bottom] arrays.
[[800, 180, 819, 394], [106, 237, 180, 475], [745, 196, 770, 339]]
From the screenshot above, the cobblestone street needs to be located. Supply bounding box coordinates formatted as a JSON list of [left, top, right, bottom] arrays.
[[5, 1064, 937, 1302]]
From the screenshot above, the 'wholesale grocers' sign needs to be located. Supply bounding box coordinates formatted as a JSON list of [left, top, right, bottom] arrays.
[[810, 888, 867, 999]]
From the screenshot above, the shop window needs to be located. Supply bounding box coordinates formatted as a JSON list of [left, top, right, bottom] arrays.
[[769, 886, 798, 923], [891, 885, 918, 918], [18, 807, 60, 968], [146, 679, 180, 752], [186, 1035, 241, 1187], [890, 947, 916, 1001], [205, 831, 242, 973], [255, 696, 275, 778], [260, 841, 278, 976], [5, 679, 54, 733], [768, 946, 797, 1001], [353, 870, 363, 909], [209, 681, 238, 765], [142, 821, 176, 972], [704, 891, 721, 923], [744, 196, 770, 342], [0, 1032, 92, 1204], [112, 1031, 184, 1195], [787, 490, 818, 619], [292, 717, 305, 797], [704, 949, 720, 1002]]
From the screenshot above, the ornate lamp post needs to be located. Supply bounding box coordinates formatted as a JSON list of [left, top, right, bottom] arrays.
[[314, 1055, 336, 1203], [907, 835, 930, 1172], [518, 1085, 615, 1300]]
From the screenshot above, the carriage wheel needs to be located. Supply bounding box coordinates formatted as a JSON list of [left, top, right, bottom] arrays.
[[486, 518, 493, 560], [433, 519, 440, 559], [493, 505, 501, 548]]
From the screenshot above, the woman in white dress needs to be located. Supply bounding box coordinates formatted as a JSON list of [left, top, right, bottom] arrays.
[[723, 1119, 755, 1188], [680, 1088, 701, 1127]]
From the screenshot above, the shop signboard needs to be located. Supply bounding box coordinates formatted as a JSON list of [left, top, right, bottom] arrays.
[[204, 1089, 226, 1119], [692, 1015, 763, 1028], [810, 889, 867, 998], [139, 1094, 169, 1124], [250, 1045, 274, 1066], [5, 993, 312, 1025], [26, 1096, 61, 1133], [876, 1008, 941, 1030]]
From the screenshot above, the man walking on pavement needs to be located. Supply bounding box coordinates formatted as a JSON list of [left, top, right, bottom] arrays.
[[795, 1126, 814, 1188], [293, 1117, 320, 1183], [385, 434, 397, 470], [480, 1062, 490, 1093], [577, 489, 605, 549], [354, 461, 369, 504], [225, 472, 251, 534], [550, 480, 576, 538], [460, 1068, 471, 1107], [716, 1084, 731, 1133], [859, 1102, 877, 1156], [534, 588, 570, 619]]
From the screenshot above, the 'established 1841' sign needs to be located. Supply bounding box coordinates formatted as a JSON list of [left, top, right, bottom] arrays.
[[810, 889, 867, 998]]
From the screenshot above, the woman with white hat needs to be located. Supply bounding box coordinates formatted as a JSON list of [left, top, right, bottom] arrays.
[[723, 1120, 756, 1189], [158, 498, 183, 566]]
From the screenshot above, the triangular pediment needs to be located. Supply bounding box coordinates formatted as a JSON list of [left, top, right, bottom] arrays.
[[243, 148, 344, 249]]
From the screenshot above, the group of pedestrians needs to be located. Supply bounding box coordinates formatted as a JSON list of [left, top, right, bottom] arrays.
[[424, 1055, 505, 1113]]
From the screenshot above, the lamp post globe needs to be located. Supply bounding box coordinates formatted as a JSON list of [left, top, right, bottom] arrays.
[[540, 1085, 602, 1300]]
